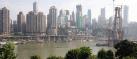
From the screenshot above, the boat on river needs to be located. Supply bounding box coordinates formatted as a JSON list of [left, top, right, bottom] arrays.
[[96, 43, 109, 47]]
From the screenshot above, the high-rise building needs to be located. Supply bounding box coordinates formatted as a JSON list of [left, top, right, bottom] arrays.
[[108, 17, 113, 29], [17, 12, 26, 33], [101, 8, 105, 17], [76, 5, 83, 30], [0, 7, 11, 35], [12, 20, 18, 33], [64, 10, 70, 27], [70, 11, 75, 26], [47, 6, 57, 35], [87, 9, 91, 22], [65, 10, 69, 15], [33, 1, 38, 13], [26, 1, 46, 35], [37, 12, 46, 33], [92, 18, 97, 36], [87, 9, 92, 30], [123, 5, 129, 27], [98, 8, 106, 28], [26, 11, 46, 35], [58, 10, 71, 28], [57, 10, 66, 27], [26, 11, 35, 33], [83, 15, 88, 29]]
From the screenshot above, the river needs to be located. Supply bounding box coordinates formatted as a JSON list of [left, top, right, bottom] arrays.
[[16, 40, 113, 59]]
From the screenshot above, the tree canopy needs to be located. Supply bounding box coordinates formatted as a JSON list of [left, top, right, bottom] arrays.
[[65, 47, 92, 59], [114, 40, 137, 59], [31, 55, 41, 59], [97, 49, 114, 59], [0, 42, 16, 59], [47, 56, 64, 59]]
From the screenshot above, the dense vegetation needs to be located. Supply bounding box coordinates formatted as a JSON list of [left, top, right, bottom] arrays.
[[65, 47, 92, 59], [30, 55, 41, 59], [0, 40, 137, 59], [0, 42, 16, 59], [114, 40, 137, 59], [97, 49, 114, 59]]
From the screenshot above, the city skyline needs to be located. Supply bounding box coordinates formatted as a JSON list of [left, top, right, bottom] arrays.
[[0, 0, 136, 22]]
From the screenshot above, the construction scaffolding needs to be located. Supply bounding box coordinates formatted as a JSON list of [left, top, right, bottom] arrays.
[[108, 7, 123, 46]]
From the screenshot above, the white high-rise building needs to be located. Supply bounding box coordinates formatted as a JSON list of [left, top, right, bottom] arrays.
[[0, 7, 11, 35], [26, 1, 47, 35]]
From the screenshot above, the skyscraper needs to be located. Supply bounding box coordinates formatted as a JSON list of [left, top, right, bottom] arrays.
[[26, 1, 46, 35], [64, 10, 70, 27], [33, 1, 38, 13], [70, 11, 75, 26], [87, 9, 91, 22], [0, 7, 11, 35], [26, 11, 46, 34], [37, 12, 46, 33], [83, 15, 88, 29], [57, 10, 66, 27], [76, 5, 83, 30], [92, 18, 97, 36], [26, 11, 35, 33], [123, 5, 129, 27], [17, 12, 26, 33], [12, 20, 18, 33], [98, 8, 106, 28], [87, 9, 92, 30], [47, 6, 57, 35]]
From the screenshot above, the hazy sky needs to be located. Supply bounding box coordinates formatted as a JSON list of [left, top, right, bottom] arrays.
[[0, 0, 137, 22]]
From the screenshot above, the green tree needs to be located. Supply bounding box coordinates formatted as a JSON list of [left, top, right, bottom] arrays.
[[65, 47, 92, 59], [47, 56, 64, 59], [31, 55, 41, 59], [79, 47, 92, 59], [106, 50, 114, 59], [114, 40, 137, 59], [0, 42, 16, 59], [97, 49, 114, 59], [65, 49, 79, 59], [97, 49, 106, 59]]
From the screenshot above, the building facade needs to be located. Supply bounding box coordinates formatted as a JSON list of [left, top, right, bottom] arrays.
[[70, 11, 75, 27], [47, 6, 57, 35], [17, 12, 26, 33], [98, 8, 107, 28], [26, 1, 46, 35], [0, 7, 11, 35], [76, 5, 83, 30]]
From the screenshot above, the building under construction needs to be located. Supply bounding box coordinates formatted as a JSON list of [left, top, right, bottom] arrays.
[[108, 7, 124, 46]]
